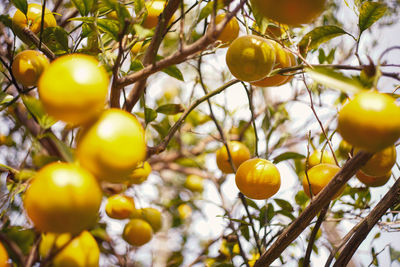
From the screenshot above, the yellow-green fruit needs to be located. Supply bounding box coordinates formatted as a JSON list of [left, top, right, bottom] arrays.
[[131, 207, 163, 232], [226, 35, 276, 82], [307, 150, 335, 169], [123, 219, 153, 246], [184, 174, 204, 193], [39, 231, 99, 267], [76, 108, 147, 183], [38, 54, 109, 126], [127, 162, 152, 185], [11, 50, 49, 87], [337, 91, 400, 152], [105, 195, 136, 220], [354, 146, 396, 177]]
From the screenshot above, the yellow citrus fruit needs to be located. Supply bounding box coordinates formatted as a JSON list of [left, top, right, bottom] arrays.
[[184, 174, 204, 193], [337, 91, 400, 152], [226, 35, 276, 82], [251, 41, 293, 87], [0, 242, 8, 267], [216, 141, 251, 174], [131, 41, 149, 57], [214, 13, 239, 45], [123, 219, 153, 246], [126, 161, 152, 185], [307, 150, 335, 169], [356, 170, 391, 187], [143, 1, 175, 28], [23, 162, 102, 233], [235, 158, 281, 200], [38, 54, 109, 126], [177, 203, 192, 220], [76, 108, 147, 183], [250, 0, 326, 26], [105, 195, 136, 220], [131, 207, 163, 232], [354, 146, 396, 177], [302, 163, 343, 199], [11, 50, 49, 87], [12, 3, 56, 34], [39, 231, 99, 267]]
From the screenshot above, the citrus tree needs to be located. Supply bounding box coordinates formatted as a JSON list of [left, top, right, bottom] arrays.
[[0, 0, 399, 266]]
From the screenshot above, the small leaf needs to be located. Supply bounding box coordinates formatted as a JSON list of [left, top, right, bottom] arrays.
[[21, 96, 56, 129], [11, 0, 28, 15], [245, 198, 259, 210], [197, 0, 225, 22], [295, 191, 309, 207], [299, 26, 347, 54], [3, 226, 35, 255], [144, 107, 157, 124], [71, 0, 95, 16], [274, 198, 294, 212], [359, 2, 387, 33], [42, 26, 70, 54], [133, 24, 154, 39], [156, 104, 184, 115], [97, 19, 119, 40], [44, 133, 74, 163], [151, 118, 171, 138], [240, 222, 250, 241], [273, 152, 305, 164], [276, 209, 295, 220], [306, 66, 364, 94], [390, 246, 400, 262], [266, 203, 275, 221], [130, 59, 144, 71], [134, 0, 146, 17], [0, 15, 12, 28], [15, 169, 36, 181], [155, 55, 184, 81]]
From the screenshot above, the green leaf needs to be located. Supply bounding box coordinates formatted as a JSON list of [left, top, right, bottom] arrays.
[[134, 0, 146, 17], [42, 26, 70, 55], [274, 198, 294, 212], [21, 96, 56, 129], [145, 107, 157, 124], [240, 222, 250, 241], [133, 24, 154, 39], [245, 198, 259, 210], [197, 0, 225, 22], [15, 169, 36, 181], [306, 67, 364, 94], [295, 191, 309, 207], [71, 0, 95, 16], [130, 59, 144, 72], [156, 104, 184, 115], [359, 2, 387, 33], [3, 226, 35, 254], [276, 209, 295, 220], [162, 64, 184, 81], [390, 246, 400, 262], [273, 152, 305, 164], [151, 118, 171, 138], [11, 0, 28, 15], [0, 15, 12, 28], [299, 26, 347, 54], [97, 19, 119, 40], [0, 91, 14, 106], [44, 132, 74, 163]]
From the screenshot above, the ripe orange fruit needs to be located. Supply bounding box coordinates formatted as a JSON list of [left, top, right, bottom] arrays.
[[251, 41, 294, 87], [131, 207, 163, 232], [0, 242, 8, 267], [302, 163, 343, 199], [126, 161, 152, 185], [39, 231, 99, 267], [235, 158, 281, 200], [250, 0, 326, 26], [76, 108, 147, 183], [12, 3, 56, 34], [307, 150, 335, 169], [356, 170, 391, 187], [105, 195, 136, 220], [23, 162, 102, 233], [38, 54, 109, 126], [226, 35, 276, 82], [11, 50, 49, 87], [354, 146, 396, 177], [123, 219, 153, 246], [143, 1, 175, 28], [216, 141, 251, 174], [337, 91, 400, 152], [184, 174, 204, 193], [214, 13, 239, 46]]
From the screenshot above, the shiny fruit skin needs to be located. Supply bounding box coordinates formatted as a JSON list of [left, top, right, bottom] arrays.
[[143, 1, 175, 28], [354, 146, 396, 177], [184, 174, 204, 193], [38, 54, 109, 126], [39, 231, 99, 267], [11, 50, 49, 87], [226, 35, 276, 82], [356, 170, 391, 187], [127, 161, 152, 185], [76, 108, 146, 183], [337, 91, 400, 152], [0, 242, 8, 267], [216, 141, 251, 174], [307, 150, 335, 169], [302, 163, 343, 199], [23, 162, 102, 234], [250, 0, 326, 26], [215, 13, 239, 45], [123, 219, 153, 246], [131, 207, 162, 232], [235, 158, 281, 200], [251, 41, 293, 87], [12, 3, 56, 34], [105, 195, 136, 220]]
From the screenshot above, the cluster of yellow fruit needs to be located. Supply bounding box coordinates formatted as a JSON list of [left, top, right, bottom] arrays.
[[216, 141, 281, 200]]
